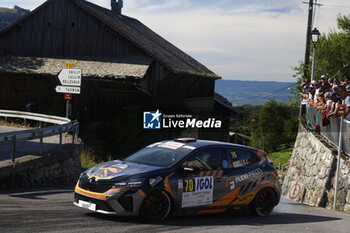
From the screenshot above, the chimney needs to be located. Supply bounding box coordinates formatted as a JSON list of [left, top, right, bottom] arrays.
[[111, 0, 123, 14]]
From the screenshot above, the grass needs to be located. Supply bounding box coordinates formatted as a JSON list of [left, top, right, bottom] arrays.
[[267, 147, 293, 169], [267, 146, 293, 180], [80, 147, 112, 171], [80, 148, 100, 171], [0, 119, 30, 128]]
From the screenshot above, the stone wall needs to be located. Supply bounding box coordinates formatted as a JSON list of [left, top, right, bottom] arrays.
[[0, 144, 81, 190], [282, 121, 350, 212]]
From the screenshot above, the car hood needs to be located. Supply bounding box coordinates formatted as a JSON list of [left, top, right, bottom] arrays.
[[85, 160, 165, 182]]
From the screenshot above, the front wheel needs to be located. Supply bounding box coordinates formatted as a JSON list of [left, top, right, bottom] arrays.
[[251, 188, 276, 216], [139, 190, 171, 220]]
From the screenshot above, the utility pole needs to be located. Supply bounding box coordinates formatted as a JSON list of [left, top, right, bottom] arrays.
[[303, 0, 313, 79], [303, 0, 322, 79]]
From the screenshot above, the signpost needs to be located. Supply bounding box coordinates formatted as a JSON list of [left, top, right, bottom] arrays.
[[55, 63, 82, 118], [64, 93, 72, 101], [58, 68, 81, 86], [55, 85, 81, 94]]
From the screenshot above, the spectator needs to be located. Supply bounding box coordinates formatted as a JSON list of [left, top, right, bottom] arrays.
[[332, 85, 342, 100], [311, 80, 322, 103], [318, 92, 332, 113], [300, 84, 310, 105], [346, 78, 350, 86], [321, 75, 331, 88], [333, 77, 340, 85], [308, 87, 316, 106], [328, 78, 334, 87], [25, 100, 36, 112], [25, 101, 31, 112], [339, 86, 350, 121], [327, 92, 340, 119]]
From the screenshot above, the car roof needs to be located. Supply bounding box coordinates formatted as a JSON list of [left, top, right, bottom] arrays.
[[166, 139, 260, 152]]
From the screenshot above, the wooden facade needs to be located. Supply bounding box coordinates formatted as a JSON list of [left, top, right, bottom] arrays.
[[0, 0, 145, 58], [0, 0, 234, 146]]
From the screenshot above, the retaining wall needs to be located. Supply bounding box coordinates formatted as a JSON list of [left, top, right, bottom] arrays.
[[0, 144, 81, 190], [282, 121, 350, 212]]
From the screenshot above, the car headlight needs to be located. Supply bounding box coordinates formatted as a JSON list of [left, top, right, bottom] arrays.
[[85, 167, 94, 178], [112, 179, 144, 188]]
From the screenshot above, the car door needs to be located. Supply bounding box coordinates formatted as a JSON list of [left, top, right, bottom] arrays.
[[220, 146, 263, 207], [177, 148, 225, 212]]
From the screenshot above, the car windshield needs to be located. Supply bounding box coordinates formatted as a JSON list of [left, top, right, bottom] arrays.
[[125, 146, 189, 167]]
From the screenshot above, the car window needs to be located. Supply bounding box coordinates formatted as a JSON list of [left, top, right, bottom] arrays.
[[224, 148, 260, 169], [183, 148, 223, 170], [125, 147, 187, 167]]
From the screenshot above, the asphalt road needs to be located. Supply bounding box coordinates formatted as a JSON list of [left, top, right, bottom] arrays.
[[0, 125, 72, 161], [0, 187, 350, 233]]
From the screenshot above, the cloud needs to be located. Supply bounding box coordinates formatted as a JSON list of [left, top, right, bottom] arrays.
[[3, 0, 350, 81], [122, 1, 307, 81]]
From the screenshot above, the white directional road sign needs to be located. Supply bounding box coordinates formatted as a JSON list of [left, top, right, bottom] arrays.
[[58, 68, 81, 86], [55, 86, 81, 94]]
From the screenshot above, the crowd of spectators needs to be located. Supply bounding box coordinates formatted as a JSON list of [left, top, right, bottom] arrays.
[[300, 75, 350, 122]]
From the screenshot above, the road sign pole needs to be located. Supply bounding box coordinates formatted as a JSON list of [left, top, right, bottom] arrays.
[[333, 100, 344, 210], [66, 100, 69, 118]]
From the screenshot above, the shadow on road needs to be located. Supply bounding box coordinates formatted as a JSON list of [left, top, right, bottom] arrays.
[[85, 210, 341, 226], [1, 187, 74, 200]]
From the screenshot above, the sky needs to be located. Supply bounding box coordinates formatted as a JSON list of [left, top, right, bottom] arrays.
[[1, 0, 350, 82]]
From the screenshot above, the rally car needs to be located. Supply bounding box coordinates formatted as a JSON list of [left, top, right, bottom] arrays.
[[74, 138, 281, 220]]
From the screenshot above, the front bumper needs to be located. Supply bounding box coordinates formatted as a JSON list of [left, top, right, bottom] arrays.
[[74, 179, 145, 216]]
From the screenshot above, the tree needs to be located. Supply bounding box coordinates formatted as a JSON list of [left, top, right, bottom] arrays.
[[249, 99, 298, 153], [293, 14, 350, 82]]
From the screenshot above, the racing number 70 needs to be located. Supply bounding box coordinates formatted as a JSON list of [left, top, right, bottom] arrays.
[[183, 179, 195, 192]]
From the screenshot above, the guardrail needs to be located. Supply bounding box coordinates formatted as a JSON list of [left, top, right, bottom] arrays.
[[0, 110, 79, 162], [304, 105, 350, 156]]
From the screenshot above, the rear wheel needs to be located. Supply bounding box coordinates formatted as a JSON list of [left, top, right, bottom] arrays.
[[251, 188, 276, 216], [139, 190, 171, 220]]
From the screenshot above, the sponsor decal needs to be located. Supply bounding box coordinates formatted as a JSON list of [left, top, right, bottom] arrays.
[[143, 110, 162, 129], [229, 180, 235, 190], [235, 168, 263, 183], [90, 173, 103, 179], [149, 176, 163, 187], [178, 180, 183, 190], [88, 166, 127, 180], [182, 177, 213, 207], [78, 200, 96, 211], [158, 142, 184, 150], [231, 151, 238, 159], [183, 145, 196, 150], [143, 110, 222, 129], [222, 160, 229, 168], [111, 164, 128, 169], [239, 193, 254, 202], [231, 159, 249, 168]]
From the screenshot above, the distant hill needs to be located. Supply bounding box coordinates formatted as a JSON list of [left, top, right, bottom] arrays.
[[215, 80, 298, 106], [0, 6, 30, 30]]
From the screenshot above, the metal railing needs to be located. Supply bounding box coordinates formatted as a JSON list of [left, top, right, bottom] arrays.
[[304, 105, 350, 156], [0, 109, 79, 162]]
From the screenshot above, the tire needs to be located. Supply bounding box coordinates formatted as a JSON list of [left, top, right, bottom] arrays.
[[139, 190, 171, 220], [251, 188, 276, 216]]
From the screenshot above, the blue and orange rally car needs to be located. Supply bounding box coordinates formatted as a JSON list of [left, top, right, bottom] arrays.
[[74, 138, 281, 220]]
